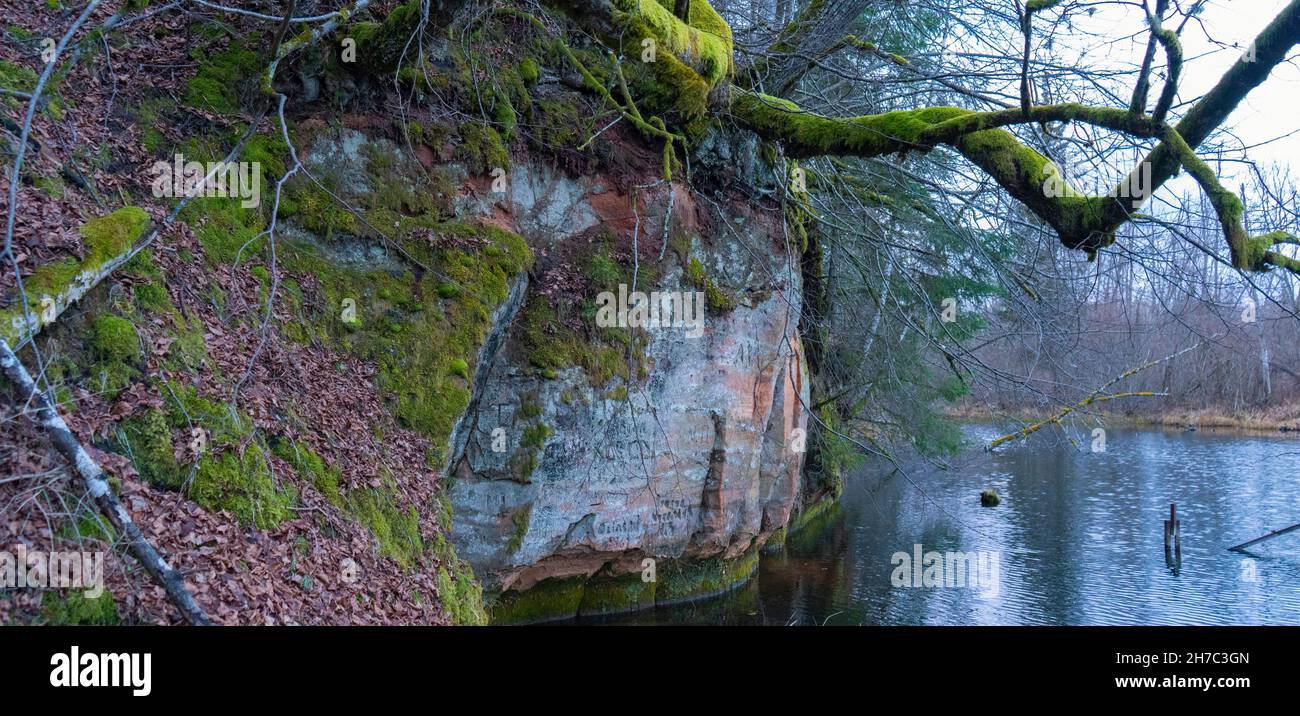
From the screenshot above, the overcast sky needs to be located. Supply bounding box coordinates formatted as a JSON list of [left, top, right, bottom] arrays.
[[1076, 0, 1300, 189], [1182, 1, 1300, 178]]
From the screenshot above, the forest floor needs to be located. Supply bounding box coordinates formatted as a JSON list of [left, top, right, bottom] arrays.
[[1, 1, 477, 626]]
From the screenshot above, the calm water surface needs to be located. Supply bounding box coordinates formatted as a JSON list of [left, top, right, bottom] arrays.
[[593, 424, 1300, 625]]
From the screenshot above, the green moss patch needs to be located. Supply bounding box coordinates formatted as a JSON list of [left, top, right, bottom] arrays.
[[117, 383, 296, 529], [184, 35, 263, 116], [455, 120, 509, 175], [56, 512, 116, 545], [345, 482, 423, 570], [82, 206, 151, 262], [121, 409, 180, 489], [280, 221, 530, 467], [437, 562, 488, 625], [489, 575, 587, 624], [602, 0, 733, 130], [527, 98, 588, 151], [505, 505, 532, 554], [191, 445, 297, 529], [0, 59, 37, 94], [123, 249, 173, 313], [347, 0, 423, 74], [578, 571, 657, 616], [517, 300, 630, 386], [519, 57, 540, 85], [272, 438, 342, 507], [685, 255, 737, 312], [516, 235, 652, 386], [42, 590, 119, 626], [655, 548, 758, 604], [615, 0, 732, 85], [90, 315, 140, 361]]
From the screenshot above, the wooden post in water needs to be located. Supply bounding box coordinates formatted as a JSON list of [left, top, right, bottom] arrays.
[[1174, 508, 1182, 568], [1164, 503, 1181, 572], [1170, 514, 1180, 566]]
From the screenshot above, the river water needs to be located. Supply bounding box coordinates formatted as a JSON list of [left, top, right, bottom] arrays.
[[594, 423, 1300, 625]]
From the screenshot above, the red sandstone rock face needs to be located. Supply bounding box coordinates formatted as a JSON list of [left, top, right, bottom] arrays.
[[449, 159, 810, 592]]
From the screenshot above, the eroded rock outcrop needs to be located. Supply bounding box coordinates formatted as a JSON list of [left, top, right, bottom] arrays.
[[283, 121, 817, 624], [445, 133, 813, 621]]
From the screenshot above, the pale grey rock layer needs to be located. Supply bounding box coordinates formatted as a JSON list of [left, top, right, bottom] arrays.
[[449, 162, 810, 592]]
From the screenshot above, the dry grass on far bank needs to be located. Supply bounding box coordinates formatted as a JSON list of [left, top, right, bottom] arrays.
[[948, 402, 1300, 432]]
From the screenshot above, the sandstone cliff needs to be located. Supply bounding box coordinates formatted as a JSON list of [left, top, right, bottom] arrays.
[[441, 134, 814, 621]]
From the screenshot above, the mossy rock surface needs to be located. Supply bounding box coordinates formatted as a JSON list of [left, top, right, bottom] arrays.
[[578, 572, 657, 616], [488, 576, 587, 625], [155, 128, 524, 620], [455, 120, 509, 175], [516, 233, 652, 385], [654, 548, 759, 604], [488, 548, 760, 624], [279, 220, 531, 468]]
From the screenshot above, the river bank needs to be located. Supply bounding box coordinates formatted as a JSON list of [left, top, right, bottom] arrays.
[[948, 402, 1300, 433]]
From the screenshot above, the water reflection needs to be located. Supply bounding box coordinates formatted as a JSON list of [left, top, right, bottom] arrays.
[[589, 424, 1300, 625]]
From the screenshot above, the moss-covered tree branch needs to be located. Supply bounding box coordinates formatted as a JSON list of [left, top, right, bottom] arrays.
[[731, 90, 1300, 275], [730, 91, 1161, 253], [1161, 127, 1300, 273], [1149, 26, 1183, 125]]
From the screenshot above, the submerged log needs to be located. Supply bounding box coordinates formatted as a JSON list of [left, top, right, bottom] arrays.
[[1228, 521, 1300, 552]]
